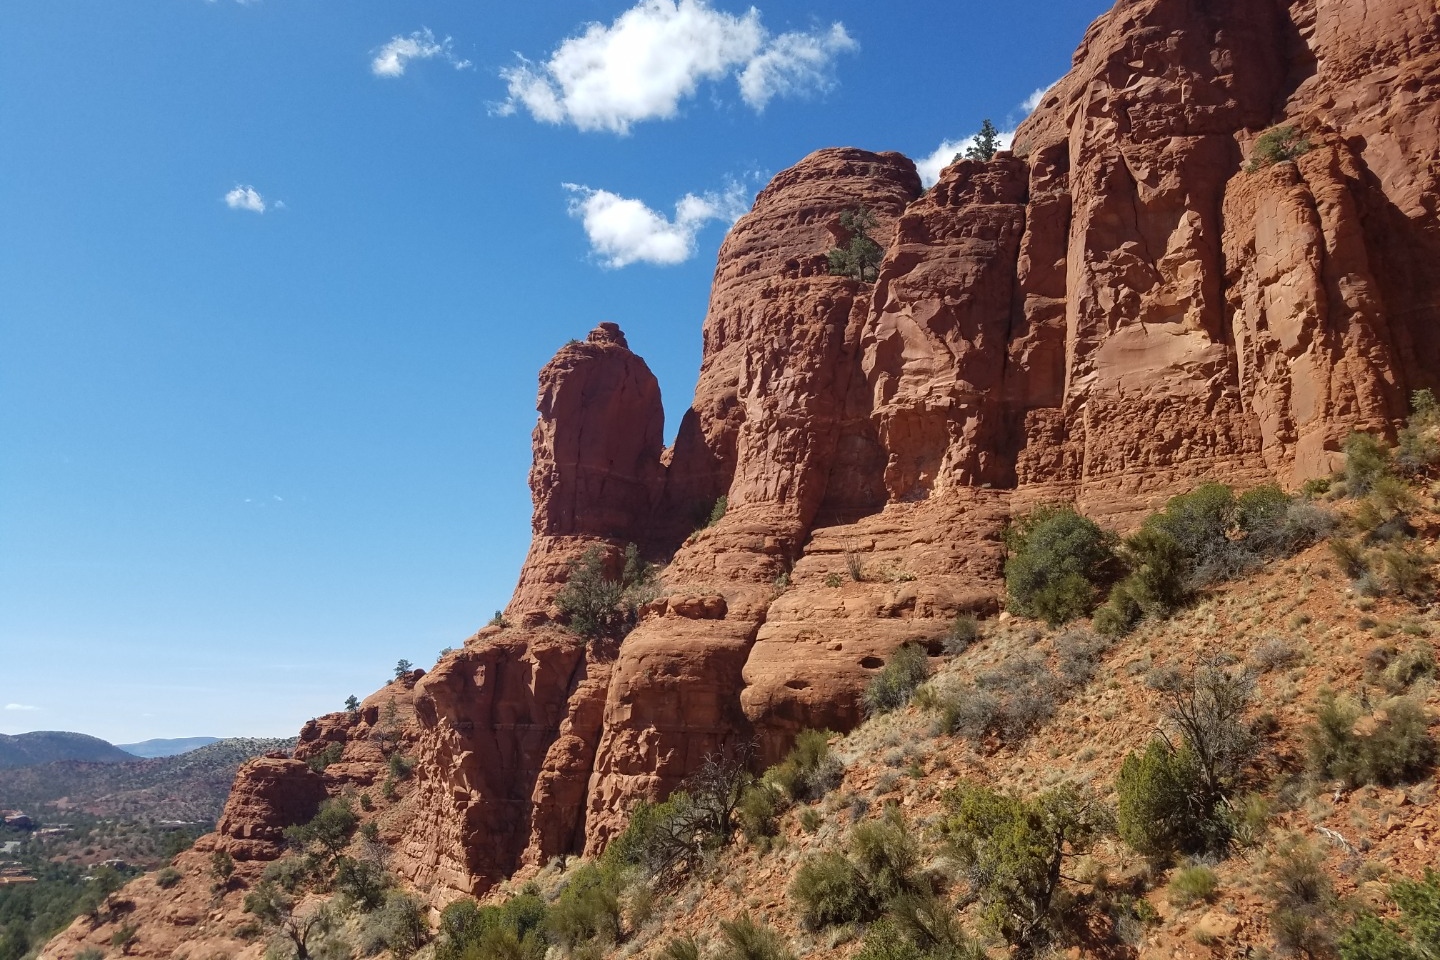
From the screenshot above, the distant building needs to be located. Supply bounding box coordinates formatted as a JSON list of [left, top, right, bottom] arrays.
[[2, 814, 33, 830]]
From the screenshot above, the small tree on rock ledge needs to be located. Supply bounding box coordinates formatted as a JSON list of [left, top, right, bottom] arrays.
[[826, 206, 884, 283]]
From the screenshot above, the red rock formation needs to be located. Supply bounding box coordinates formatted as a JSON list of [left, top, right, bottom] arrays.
[[582, 149, 924, 845], [213, 756, 327, 862], [53, 3, 1440, 948], [392, 629, 598, 897], [508, 322, 666, 624]]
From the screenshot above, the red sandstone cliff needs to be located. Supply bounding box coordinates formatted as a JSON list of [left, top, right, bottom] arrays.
[[41, 1, 1440, 953]]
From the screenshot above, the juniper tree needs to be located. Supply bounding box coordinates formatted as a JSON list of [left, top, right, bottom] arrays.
[[826, 206, 884, 283]]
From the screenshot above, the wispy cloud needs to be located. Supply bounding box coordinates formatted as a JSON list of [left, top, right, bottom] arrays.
[[224, 185, 268, 214], [1020, 85, 1051, 114], [914, 129, 1016, 187], [371, 28, 472, 78], [496, 0, 857, 134], [564, 180, 751, 267], [4, 704, 39, 712]]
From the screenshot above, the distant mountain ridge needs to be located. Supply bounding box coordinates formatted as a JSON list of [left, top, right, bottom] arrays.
[[0, 731, 133, 769], [0, 736, 296, 820], [116, 737, 221, 759]]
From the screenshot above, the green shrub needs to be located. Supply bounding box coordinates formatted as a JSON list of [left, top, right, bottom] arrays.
[[261, 855, 311, 893], [1380, 642, 1437, 692], [766, 729, 843, 802], [555, 544, 658, 642], [1305, 694, 1436, 787], [334, 855, 390, 911], [826, 207, 884, 284], [1340, 869, 1440, 960], [717, 914, 796, 960], [864, 644, 932, 716], [1117, 527, 1190, 618], [662, 935, 702, 960], [1394, 425, 1440, 478], [1332, 539, 1370, 580], [386, 752, 414, 782], [605, 749, 753, 881], [942, 783, 1108, 953], [1116, 741, 1211, 860], [154, 866, 182, 889], [1265, 840, 1335, 958], [1346, 432, 1394, 496], [545, 863, 623, 950], [849, 813, 925, 905], [1117, 659, 1256, 859], [944, 615, 980, 655], [360, 892, 428, 958], [436, 892, 548, 960], [791, 809, 925, 930], [76, 950, 105, 960], [1094, 581, 1143, 637], [1168, 866, 1219, 907], [283, 797, 358, 870], [854, 907, 987, 960], [306, 741, 344, 773], [211, 849, 235, 885], [1381, 547, 1432, 600], [1247, 125, 1311, 171], [1004, 505, 1118, 626], [707, 496, 728, 527], [791, 849, 876, 929], [737, 782, 781, 842]]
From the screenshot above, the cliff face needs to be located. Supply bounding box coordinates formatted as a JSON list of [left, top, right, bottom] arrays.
[[42, 1, 1440, 952], [307, 0, 1440, 904]]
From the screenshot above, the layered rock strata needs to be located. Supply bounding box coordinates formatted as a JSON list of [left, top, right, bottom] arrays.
[[43, 2, 1440, 947], [387, 0, 1440, 900]]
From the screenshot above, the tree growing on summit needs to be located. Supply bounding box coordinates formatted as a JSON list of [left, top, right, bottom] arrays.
[[958, 119, 1002, 163], [344, 695, 360, 714], [392, 660, 413, 681], [826, 206, 884, 283]]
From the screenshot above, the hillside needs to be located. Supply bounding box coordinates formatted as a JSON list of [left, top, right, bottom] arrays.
[[117, 737, 221, 759], [0, 732, 132, 770], [0, 737, 295, 821], [31, 0, 1440, 958]]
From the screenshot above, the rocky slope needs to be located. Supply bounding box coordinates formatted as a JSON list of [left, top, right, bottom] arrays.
[[37, 0, 1440, 955]]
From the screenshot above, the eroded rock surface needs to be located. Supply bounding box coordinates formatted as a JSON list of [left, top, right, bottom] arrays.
[[47, 2, 1440, 951]]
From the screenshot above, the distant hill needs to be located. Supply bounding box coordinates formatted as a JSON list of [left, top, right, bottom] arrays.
[[0, 731, 133, 769], [116, 736, 221, 758], [0, 736, 295, 821]]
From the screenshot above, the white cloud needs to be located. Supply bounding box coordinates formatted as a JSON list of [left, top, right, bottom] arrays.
[[1020, 86, 1049, 114], [564, 180, 751, 267], [737, 23, 857, 109], [914, 129, 1015, 187], [372, 28, 471, 78], [224, 185, 267, 213], [4, 704, 38, 712], [497, 0, 857, 134], [914, 84, 1062, 186]]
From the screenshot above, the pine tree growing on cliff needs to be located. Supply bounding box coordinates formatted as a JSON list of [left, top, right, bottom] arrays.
[[556, 544, 657, 642], [826, 206, 883, 283], [959, 119, 1002, 162]]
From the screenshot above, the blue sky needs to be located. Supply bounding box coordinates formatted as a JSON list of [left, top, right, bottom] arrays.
[[0, 0, 1111, 743]]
